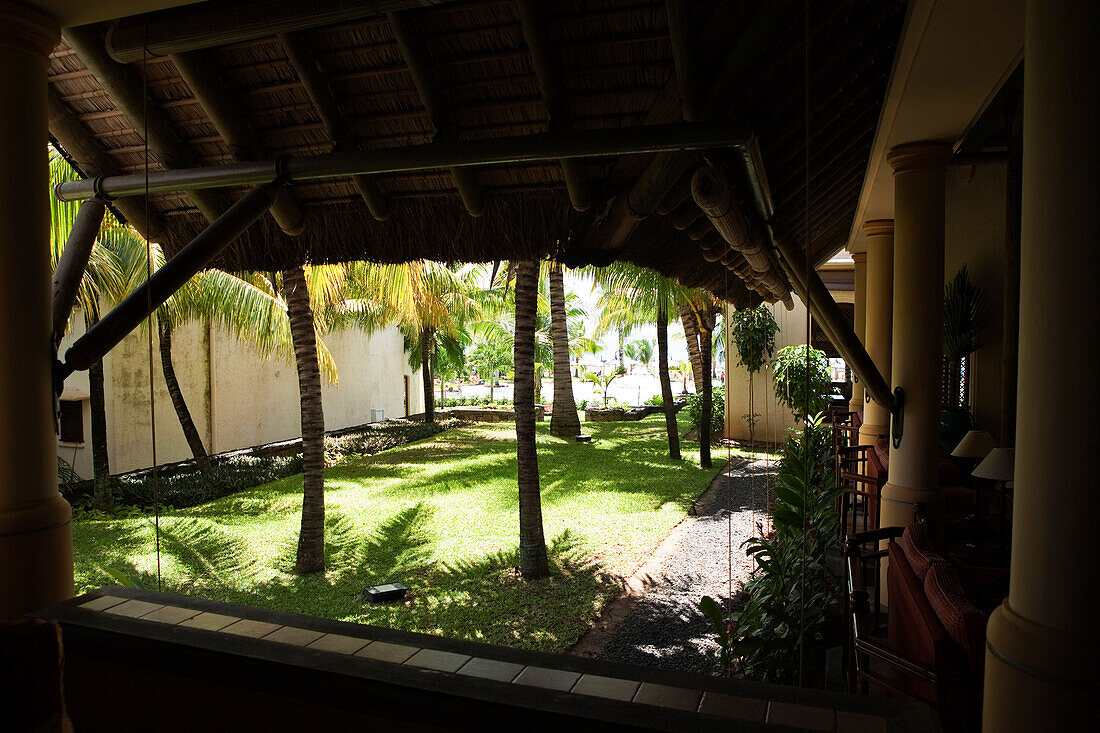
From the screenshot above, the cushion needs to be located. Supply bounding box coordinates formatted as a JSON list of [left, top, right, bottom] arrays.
[[886, 543, 963, 702], [899, 521, 939, 580], [925, 562, 988, 673]]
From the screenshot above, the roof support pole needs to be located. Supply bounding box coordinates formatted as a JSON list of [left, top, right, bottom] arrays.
[[61, 182, 280, 376], [278, 31, 390, 222], [171, 51, 306, 235], [387, 10, 485, 217], [517, 0, 590, 212], [770, 228, 893, 410], [51, 197, 106, 346]]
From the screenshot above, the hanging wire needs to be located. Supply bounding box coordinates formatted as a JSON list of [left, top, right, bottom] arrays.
[[797, 0, 812, 687], [142, 43, 163, 591]]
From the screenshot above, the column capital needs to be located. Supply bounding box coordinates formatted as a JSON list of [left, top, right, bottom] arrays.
[[886, 142, 951, 175], [862, 219, 895, 238], [851, 251, 867, 264], [0, 1, 59, 58]]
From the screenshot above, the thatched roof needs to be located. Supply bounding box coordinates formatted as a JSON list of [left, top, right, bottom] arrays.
[[47, 0, 907, 303]]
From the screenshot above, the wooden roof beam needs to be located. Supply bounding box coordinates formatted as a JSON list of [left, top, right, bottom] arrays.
[[47, 87, 165, 242], [278, 31, 390, 222], [172, 50, 307, 236], [387, 10, 486, 217], [582, 0, 796, 252], [103, 0, 458, 64], [516, 0, 590, 212], [63, 24, 229, 226]]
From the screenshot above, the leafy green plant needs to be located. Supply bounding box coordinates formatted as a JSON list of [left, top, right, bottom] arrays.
[[702, 415, 840, 682], [584, 366, 626, 408], [686, 386, 724, 435], [773, 345, 833, 420], [943, 265, 990, 361], [730, 304, 779, 374]]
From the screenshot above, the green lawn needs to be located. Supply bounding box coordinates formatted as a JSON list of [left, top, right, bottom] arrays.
[[74, 415, 723, 652]]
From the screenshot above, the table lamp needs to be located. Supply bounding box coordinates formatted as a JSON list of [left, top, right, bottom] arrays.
[[973, 447, 1015, 550]]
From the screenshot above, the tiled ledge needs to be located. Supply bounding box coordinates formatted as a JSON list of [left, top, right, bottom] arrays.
[[36, 588, 937, 733]]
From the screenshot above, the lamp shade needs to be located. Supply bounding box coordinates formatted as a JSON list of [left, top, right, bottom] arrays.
[[973, 447, 1015, 481], [952, 429, 996, 458]]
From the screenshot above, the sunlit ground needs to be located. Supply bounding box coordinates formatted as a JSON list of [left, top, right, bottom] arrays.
[[73, 415, 723, 652]]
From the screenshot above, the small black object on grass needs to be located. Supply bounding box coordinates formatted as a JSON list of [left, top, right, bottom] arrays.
[[574, 435, 592, 443], [364, 582, 408, 603]]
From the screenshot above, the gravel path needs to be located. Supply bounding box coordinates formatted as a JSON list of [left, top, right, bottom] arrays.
[[594, 459, 774, 674]]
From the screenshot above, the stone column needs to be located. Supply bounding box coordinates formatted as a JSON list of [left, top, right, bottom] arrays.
[[878, 143, 950, 533], [848, 251, 867, 416], [0, 2, 70, 619], [983, 0, 1098, 728], [857, 220, 894, 445]]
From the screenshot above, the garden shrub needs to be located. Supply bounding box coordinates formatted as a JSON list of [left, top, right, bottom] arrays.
[[685, 385, 724, 433], [65, 420, 461, 513], [772, 345, 833, 419]]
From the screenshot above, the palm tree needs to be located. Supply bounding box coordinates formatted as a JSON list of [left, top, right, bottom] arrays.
[[548, 262, 581, 438], [624, 339, 655, 374], [356, 262, 482, 423], [592, 263, 687, 460], [681, 294, 721, 469], [679, 305, 708, 395], [513, 260, 549, 578], [282, 266, 326, 573], [468, 337, 512, 400]]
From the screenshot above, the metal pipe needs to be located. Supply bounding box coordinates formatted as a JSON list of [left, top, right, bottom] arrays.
[[61, 183, 280, 376], [51, 197, 106, 346], [55, 123, 754, 202]]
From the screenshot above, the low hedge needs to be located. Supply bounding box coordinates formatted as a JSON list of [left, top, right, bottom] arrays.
[[64, 419, 461, 513]]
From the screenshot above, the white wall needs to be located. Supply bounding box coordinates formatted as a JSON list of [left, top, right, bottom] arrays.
[[58, 314, 421, 478], [724, 296, 809, 442]]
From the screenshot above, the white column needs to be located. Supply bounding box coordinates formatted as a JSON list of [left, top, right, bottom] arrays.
[[848, 251, 867, 416], [0, 1, 70, 619], [857, 220, 894, 445], [879, 144, 950, 532], [983, 0, 1098, 728]]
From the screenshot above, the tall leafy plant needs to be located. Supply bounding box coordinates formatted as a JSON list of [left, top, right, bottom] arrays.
[[730, 304, 779, 434], [773, 345, 833, 420], [702, 415, 840, 682], [943, 266, 989, 410]]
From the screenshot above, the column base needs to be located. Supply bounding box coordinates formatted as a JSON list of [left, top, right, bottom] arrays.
[[0, 493, 74, 619], [879, 480, 944, 529], [858, 423, 888, 446], [983, 601, 1097, 731]]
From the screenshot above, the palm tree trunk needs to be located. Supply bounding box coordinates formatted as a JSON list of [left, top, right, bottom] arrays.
[[680, 306, 706, 394], [657, 306, 681, 460], [421, 327, 435, 423], [514, 259, 549, 578], [548, 263, 580, 438], [284, 267, 326, 574], [87, 314, 113, 512], [699, 321, 713, 469], [159, 322, 211, 471]]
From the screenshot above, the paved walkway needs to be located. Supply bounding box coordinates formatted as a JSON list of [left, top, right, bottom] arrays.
[[590, 460, 775, 674]]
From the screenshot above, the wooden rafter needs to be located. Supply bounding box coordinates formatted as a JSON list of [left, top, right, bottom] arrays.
[[516, 0, 590, 212], [387, 10, 486, 217], [172, 50, 306, 236], [63, 25, 229, 226], [279, 31, 391, 221]]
